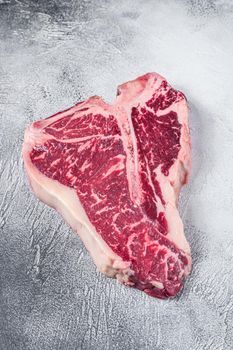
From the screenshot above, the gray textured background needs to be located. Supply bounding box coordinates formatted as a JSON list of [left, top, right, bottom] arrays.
[[0, 0, 233, 349]]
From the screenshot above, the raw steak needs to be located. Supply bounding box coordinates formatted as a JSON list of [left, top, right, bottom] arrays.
[[23, 72, 192, 299]]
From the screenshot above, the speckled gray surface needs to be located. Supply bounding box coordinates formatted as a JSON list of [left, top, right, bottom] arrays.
[[0, 1, 233, 349]]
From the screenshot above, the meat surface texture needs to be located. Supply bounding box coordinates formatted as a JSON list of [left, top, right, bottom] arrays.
[[23, 72, 192, 299]]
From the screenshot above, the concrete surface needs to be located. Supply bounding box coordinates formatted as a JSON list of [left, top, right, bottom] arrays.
[[0, 0, 233, 349]]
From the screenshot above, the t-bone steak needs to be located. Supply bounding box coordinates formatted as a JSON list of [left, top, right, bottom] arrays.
[[23, 72, 192, 299]]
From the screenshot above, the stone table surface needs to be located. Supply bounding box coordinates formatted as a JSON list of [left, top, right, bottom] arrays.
[[0, 1, 233, 349]]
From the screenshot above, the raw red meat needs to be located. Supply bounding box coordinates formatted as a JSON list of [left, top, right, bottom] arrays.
[[23, 73, 192, 299]]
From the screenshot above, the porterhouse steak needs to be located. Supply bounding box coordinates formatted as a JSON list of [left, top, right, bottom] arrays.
[[23, 73, 192, 299]]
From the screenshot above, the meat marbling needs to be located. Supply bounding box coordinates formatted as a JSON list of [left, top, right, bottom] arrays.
[[23, 72, 192, 299]]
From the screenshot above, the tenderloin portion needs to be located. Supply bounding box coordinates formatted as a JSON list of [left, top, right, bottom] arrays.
[[23, 72, 191, 299]]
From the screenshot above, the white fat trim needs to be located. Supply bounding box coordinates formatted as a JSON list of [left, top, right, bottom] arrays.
[[155, 165, 190, 255]]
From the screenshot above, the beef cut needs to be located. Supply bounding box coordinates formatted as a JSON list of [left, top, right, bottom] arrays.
[[23, 73, 192, 299]]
